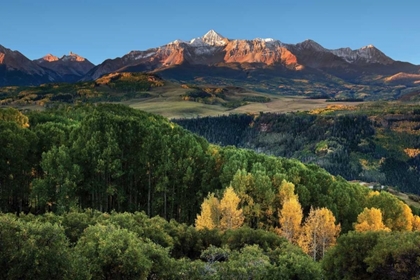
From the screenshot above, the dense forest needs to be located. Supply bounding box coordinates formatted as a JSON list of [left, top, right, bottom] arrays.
[[1, 104, 420, 279], [175, 104, 420, 195]]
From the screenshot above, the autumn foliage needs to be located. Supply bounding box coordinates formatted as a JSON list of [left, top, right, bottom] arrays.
[[195, 187, 244, 231], [354, 207, 390, 232]]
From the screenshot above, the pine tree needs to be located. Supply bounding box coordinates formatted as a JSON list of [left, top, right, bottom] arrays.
[[354, 207, 390, 232]]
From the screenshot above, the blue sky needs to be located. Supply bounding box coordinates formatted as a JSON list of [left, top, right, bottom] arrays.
[[2, 0, 419, 65]]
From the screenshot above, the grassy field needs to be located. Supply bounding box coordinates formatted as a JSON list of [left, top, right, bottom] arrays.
[[0, 72, 369, 118], [126, 88, 367, 119], [229, 97, 365, 115], [396, 193, 420, 209], [126, 99, 227, 119]]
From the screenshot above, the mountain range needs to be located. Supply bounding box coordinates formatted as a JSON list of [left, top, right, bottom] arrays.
[[1, 30, 420, 99]]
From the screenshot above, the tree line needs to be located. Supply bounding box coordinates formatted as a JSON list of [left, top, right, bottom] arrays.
[[1, 104, 420, 278], [175, 111, 420, 194]]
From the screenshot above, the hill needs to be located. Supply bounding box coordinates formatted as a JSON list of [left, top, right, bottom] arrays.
[[175, 102, 420, 195], [0, 71, 313, 118], [2, 104, 420, 279]]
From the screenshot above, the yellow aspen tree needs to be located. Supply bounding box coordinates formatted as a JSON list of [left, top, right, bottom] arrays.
[[278, 197, 303, 244], [399, 203, 414, 231], [195, 193, 221, 230], [412, 215, 420, 231], [298, 207, 340, 261], [278, 180, 298, 206], [220, 186, 244, 230], [367, 191, 413, 231], [354, 207, 391, 232]]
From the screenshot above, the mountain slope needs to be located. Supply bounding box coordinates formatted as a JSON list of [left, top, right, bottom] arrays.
[[34, 52, 95, 82], [0, 45, 58, 86], [82, 30, 420, 99], [0, 45, 95, 86], [2, 30, 420, 98]]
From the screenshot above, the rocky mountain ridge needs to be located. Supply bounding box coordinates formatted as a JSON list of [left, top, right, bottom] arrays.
[[0, 46, 94, 86], [83, 30, 419, 84], [34, 52, 94, 82], [1, 30, 419, 99]]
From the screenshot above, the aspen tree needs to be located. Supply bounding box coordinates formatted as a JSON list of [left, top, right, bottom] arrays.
[[298, 207, 340, 261], [220, 187, 244, 230], [412, 215, 420, 231], [278, 180, 298, 205], [354, 207, 390, 232], [195, 193, 221, 230], [278, 197, 303, 243]]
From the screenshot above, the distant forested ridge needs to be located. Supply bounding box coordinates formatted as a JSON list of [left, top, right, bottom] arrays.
[[1, 104, 420, 279], [175, 107, 420, 195]]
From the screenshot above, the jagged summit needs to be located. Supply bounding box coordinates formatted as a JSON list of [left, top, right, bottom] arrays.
[[1, 30, 419, 88], [41, 54, 59, 62], [361, 44, 375, 49], [33, 51, 94, 80], [331, 45, 393, 64], [296, 39, 327, 52], [61, 52, 86, 62], [202, 30, 224, 40], [189, 29, 228, 46], [37, 52, 87, 63], [168, 39, 184, 45]]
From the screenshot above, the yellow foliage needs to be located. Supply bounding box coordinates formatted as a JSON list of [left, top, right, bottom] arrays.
[[368, 191, 380, 198], [412, 215, 420, 231], [404, 148, 420, 158], [398, 203, 414, 231], [367, 191, 414, 231], [195, 193, 221, 230], [278, 198, 303, 243], [220, 187, 244, 231], [278, 180, 298, 206], [298, 207, 341, 261], [354, 207, 390, 232]]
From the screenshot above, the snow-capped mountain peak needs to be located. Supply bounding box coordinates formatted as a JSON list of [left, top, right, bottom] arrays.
[[189, 30, 228, 46], [331, 45, 393, 64], [361, 44, 375, 50]]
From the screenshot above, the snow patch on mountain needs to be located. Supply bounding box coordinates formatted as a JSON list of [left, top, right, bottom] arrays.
[[187, 30, 228, 47], [135, 52, 156, 60], [254, 38, 277, 43], [168, 39, 185, 45], [331, 45, 393, 64]]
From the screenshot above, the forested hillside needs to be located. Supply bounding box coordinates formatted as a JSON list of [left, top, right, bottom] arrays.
[[1, 104, 420, 279], [175, 103, 420, 195]]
